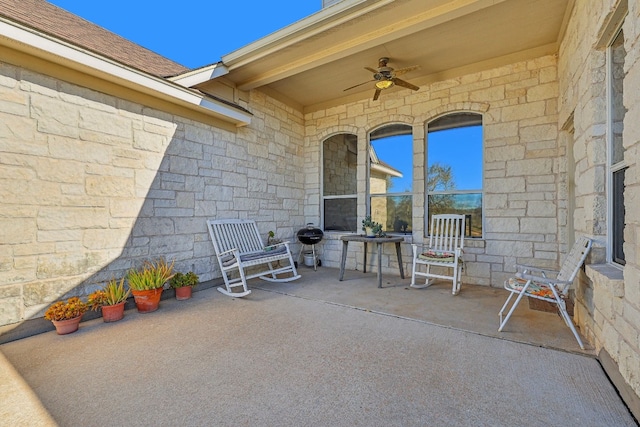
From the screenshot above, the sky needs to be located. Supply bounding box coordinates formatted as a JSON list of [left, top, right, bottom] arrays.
[[47, 1, 321, 68], [372, 127, 483, 194]]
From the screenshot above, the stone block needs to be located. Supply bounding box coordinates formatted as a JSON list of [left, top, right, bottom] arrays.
[[86, 176, 135, 197], [0, 296, 22, 325]]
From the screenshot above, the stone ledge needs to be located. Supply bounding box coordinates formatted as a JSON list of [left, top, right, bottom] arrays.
[[586, 263, 624, 298]]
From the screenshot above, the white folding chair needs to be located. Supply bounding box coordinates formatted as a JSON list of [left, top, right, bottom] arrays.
[[498, 236, 592, 349], [411, 214, 465, 295]]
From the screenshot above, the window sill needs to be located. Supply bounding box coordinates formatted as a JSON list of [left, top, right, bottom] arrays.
[[586, 264, 624, 298]]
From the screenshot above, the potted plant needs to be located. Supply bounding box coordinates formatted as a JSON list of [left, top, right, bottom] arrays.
[[362, 216, 384, 237], [44, 297, 88, 335], [169, 271, 199, 300], [127, 258, 175, 313], [87, 278, 131, 322], [267, 230, 282, 246]]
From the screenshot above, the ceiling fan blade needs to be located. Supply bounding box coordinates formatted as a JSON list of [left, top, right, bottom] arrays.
[[364, 67, 378, 74], [343, 80, 376, 91], [373, 89, 382, 101], [394, 65, 420, 76], [393, 78, 419, 91]]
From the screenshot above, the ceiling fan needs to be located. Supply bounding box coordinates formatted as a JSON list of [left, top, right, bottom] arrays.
[[343, 57, 420, 100]]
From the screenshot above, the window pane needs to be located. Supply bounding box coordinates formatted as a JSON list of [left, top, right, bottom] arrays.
[[428, 193, 482, 237], [611, 30, 625, 165], [613, 168, 626, 265], [369, 125, 412, 194], [323, 134, 357, 196], [370, 195, 412, 233], [324, 198, 357, 232], [428, 125, 482, 191]]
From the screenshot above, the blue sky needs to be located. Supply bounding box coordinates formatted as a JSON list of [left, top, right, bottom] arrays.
[[372, 126, 483, 193], [47, 1, 321, 68]]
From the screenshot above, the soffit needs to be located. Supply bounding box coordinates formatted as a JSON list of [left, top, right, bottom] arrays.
[[222, 0, 571, 113]]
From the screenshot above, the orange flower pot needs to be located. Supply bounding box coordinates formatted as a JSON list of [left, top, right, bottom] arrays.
[[51, 315, 82, 335], [101, 301, 126, 322], [131, 288, 163, 313], [175, 286, 192, 300]]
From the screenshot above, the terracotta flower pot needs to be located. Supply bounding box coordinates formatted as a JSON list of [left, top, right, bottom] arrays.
[[175, 286, 192, 300], [51, 315, 83, 335], [101, 301, 126, 322], [131, 288, 163, 313]]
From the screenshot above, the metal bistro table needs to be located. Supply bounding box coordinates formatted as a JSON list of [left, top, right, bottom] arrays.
[[339, 235, 405, 288]]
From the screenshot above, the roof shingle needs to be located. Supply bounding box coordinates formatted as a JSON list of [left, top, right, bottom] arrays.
[[0, 0, 189, 77]]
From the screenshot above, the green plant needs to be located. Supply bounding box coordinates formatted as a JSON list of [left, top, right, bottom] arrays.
[[127, 258, 175, 291], [362, 216, 385, 237], [169, 271, 199, 289], [44, 297, 88, 321], [362, 216, 376, 230], [87, 278, 130, 310]]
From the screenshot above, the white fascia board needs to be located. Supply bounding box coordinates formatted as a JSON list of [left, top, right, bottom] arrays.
[[371, 163, 402, 178], [169, 62, 229, 87], [222, 0, 394, 68], [0, 19, 251, 126]]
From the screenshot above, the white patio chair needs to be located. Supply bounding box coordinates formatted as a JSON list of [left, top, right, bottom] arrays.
[[498, 236, 592, 349], [207, 219, 300, 297], [411, 214, 465, 295]]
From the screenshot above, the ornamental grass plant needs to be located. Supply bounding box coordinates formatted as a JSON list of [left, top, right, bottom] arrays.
[[87, 278, 130, 310], [127, 258, 175, 291]]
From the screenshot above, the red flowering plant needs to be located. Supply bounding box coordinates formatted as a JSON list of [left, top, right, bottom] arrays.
[[44, 297, 88, 321]]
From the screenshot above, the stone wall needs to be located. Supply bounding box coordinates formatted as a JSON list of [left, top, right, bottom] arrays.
[[0, 63, 305, 327], [557, 0, 640, 402], [306, 55, 564, 288]]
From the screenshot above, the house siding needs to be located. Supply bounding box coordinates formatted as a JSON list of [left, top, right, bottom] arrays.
[[0, 62, 305, 326], [306, 55, 563, 290], [558, 0, 640, 402]]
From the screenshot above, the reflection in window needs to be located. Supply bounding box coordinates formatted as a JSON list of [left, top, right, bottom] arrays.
[[323, 134, 358, 231], [427, 113, 483, 237], [608, 28, 626, 265], [369, 124, 413, 233]]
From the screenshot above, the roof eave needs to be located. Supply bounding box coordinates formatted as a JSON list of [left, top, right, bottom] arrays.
[[0, 17, 251, 127], [221, 0, 394, 68]]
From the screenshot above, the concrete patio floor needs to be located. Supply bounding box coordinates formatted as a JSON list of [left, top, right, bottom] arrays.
[[1, 267, 636, 426]]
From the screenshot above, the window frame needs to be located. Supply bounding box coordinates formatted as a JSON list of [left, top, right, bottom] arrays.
[[366, 123, 414, 235], [606, 26, 627, 266], [321, 133, 359, 233], [425, 112, 484, 238]]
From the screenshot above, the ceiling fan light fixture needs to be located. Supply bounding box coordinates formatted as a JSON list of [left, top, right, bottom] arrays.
[[375, 80, 394, 90]]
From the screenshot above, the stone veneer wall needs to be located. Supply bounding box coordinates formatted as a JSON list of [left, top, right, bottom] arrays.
[[0, 63, 305, 327], [304, 55, 565, 288], [558, 0, 640, 403]]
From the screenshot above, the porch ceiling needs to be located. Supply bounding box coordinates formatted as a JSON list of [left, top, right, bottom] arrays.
[[220, 0, 572, 113]]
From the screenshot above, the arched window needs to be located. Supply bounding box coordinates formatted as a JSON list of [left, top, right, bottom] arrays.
[[426, 113, 483, 237], [368, 124, 413, 233], [322, 133, 358, 231]]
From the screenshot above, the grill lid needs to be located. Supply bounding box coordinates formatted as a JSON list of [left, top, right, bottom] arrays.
[[297, 223, 324, 245]]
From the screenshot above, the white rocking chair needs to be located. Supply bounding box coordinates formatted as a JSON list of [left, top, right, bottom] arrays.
[[207, 219, 301, 297], [411, 214, 465, 295], [498, 236, 592, 349]]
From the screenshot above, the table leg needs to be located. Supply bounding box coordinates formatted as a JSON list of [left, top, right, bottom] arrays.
[[339, 240, 348, 281], [395, 242, 404, 279], [377, 242, 383, 288], [363, 242, 368, 273]]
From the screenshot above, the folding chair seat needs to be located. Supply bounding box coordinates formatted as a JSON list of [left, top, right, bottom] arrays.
[[498, 236, 592, 349]]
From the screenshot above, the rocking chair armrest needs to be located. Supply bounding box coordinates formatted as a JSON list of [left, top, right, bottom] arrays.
[[218, 248, 239, 257]]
